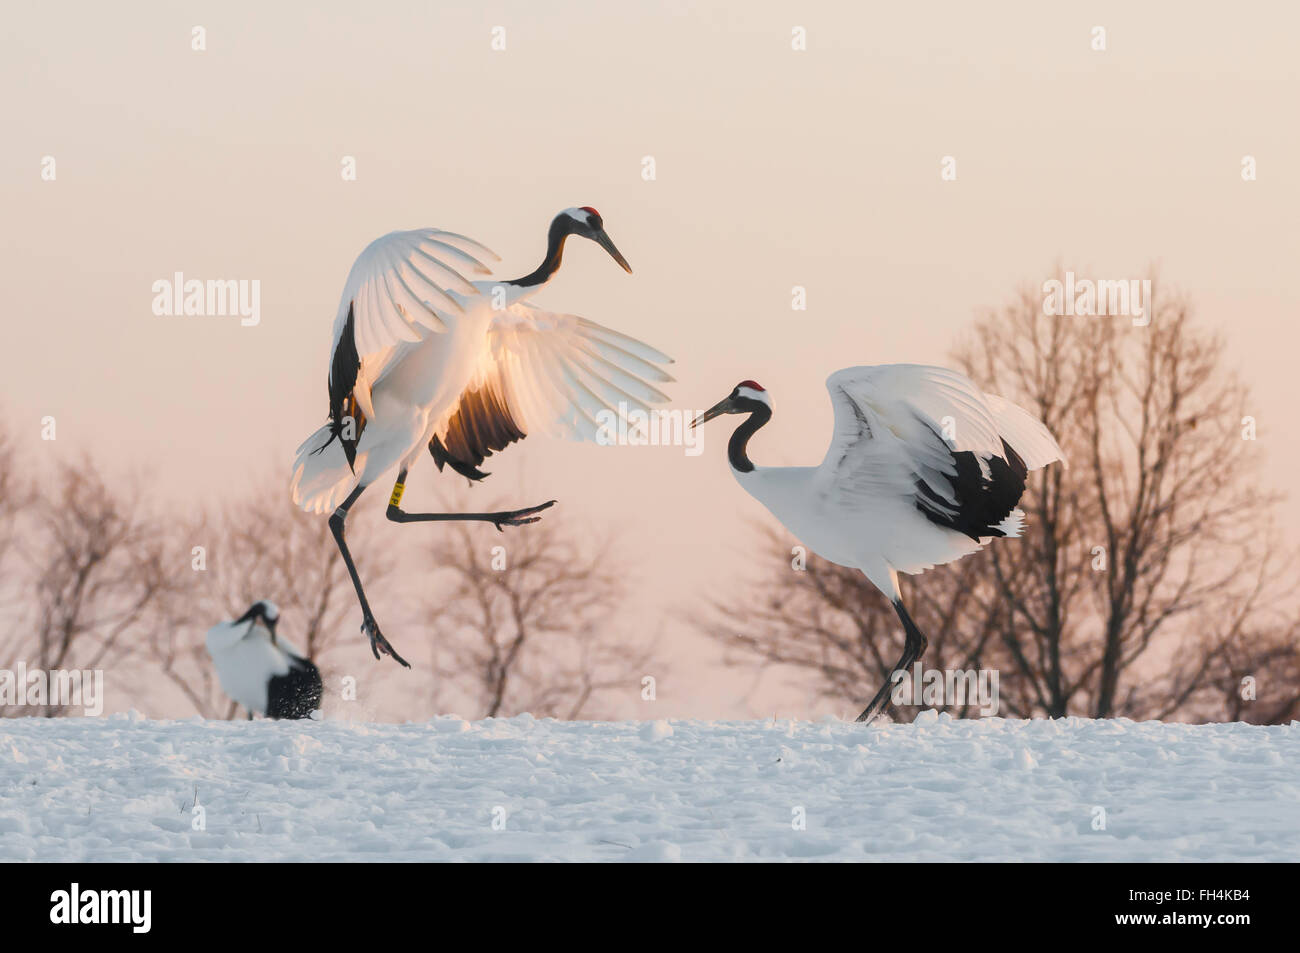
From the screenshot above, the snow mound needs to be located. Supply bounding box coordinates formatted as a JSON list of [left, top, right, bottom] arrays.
[[0, 715, 1296, 861], [639, 719, 674, 742]]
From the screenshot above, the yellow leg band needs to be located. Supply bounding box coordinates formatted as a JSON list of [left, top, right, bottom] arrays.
[[388, 483, 405, 508]]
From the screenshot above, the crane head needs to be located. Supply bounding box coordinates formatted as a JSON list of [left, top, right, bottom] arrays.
[[233, 600, 281, 645], [559, 207, 632, 274], [691, 381, 771, 428]]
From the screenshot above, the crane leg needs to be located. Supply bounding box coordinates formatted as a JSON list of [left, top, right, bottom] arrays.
[[329, 483, 412, 669], [329, 471, 554, 669], [855, 599, 929, 724], [383, 470, 555, 529]]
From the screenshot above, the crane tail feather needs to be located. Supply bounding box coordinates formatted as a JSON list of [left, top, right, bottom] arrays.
[[291, 423, 360, 514]]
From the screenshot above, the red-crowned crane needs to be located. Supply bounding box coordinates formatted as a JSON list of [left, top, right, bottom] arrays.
[[691, 365, 1065, 723], [205, 601, 323, 719], [291, 208, 673, 667]]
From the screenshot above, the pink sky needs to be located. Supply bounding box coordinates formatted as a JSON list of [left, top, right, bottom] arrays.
[[3, 2, 1297, 718]]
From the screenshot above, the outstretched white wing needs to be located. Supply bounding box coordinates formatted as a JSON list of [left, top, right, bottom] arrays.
[[982, 393, 1068, 471], [327, 228, 501, 421], [816, 364, 1005, 512], [428, 303, 675, 477], [816, 364, 1064, 531]]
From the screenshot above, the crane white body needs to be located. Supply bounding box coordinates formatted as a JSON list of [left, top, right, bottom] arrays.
[[302, 284, 493, 507], [205, 602, 321, 718], [292, 219, 673, 516], [734, 465, 996, 598]]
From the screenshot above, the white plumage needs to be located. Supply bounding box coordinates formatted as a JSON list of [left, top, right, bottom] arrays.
[[693, 364, 1066, 722], [205, 601, 322, 719]]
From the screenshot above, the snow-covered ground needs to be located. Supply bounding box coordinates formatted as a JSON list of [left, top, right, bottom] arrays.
[[2, 712, 1296, 861]]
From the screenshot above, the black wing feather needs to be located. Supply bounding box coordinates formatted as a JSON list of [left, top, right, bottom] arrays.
[[428, 383, 526, 482], [265, 655, 323, 720], [313, 302, 362, 468], [913, 427, 1028, 541]]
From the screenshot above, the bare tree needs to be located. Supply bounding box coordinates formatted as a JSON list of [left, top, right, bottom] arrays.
[[961, 276, 1292, 720], [5, 458, 175, 717], [416, 492, 656, 719], [0, 425, 24, 575], [705, 272, 1298, 723], [0, 422, 33, 628], [1201, 614, 1300, 724]]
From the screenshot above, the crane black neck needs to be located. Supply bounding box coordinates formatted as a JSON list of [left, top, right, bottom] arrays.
[[728, 402, 772, 473], [508, 216, 574, 288]]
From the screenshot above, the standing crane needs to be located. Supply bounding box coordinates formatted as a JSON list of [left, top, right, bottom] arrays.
[[691, 365, 1065, 723], [291, 207, 674, 668]]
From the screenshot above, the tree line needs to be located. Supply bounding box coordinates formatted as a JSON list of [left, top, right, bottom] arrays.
[[0, 445, 656, 720]]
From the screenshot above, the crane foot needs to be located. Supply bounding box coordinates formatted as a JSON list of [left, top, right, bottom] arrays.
[[362, 616, 411, 668], [492, 499, 557, 531]]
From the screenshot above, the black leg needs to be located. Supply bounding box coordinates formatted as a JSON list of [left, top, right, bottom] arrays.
[[329, 483, 411, 669], [855, 599, 929, 724], [384, 470, 555, 530]]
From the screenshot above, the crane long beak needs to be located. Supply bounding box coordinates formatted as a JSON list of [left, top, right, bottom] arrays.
[[691, 397, 735, 429], [594, 228, 633, 274]]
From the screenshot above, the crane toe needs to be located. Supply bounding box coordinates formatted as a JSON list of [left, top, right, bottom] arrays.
[[492, 499, 557, 530], [362, 616, 411, 668]]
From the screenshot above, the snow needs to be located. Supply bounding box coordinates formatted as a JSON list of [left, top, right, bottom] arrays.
[[1, 713, 1296, 861]]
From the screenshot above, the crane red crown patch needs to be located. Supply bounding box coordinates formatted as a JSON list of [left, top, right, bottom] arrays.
[[737, 380, 765, 392], [579, 206, 601, 218]]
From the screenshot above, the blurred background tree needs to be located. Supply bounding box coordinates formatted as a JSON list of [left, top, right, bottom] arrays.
[[414, 488, 659, 719], [2, 457, 176, 716]]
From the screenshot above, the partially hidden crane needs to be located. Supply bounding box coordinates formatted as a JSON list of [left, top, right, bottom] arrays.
[[205, 601, 323, 719]]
